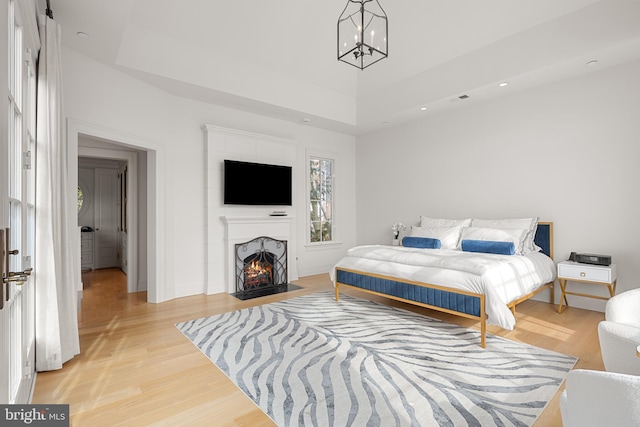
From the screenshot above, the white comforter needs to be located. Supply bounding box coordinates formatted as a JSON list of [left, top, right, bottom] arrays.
[[331, 245, 556, 330]]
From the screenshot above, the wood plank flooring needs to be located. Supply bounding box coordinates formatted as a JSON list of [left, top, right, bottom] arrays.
[[32, 268, 605, 426]]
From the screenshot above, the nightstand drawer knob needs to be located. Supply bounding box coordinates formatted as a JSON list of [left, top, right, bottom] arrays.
[[580, 272, 586, 277]]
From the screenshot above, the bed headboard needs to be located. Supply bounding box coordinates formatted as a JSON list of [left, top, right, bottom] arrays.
[[534, 222, 554, 259]]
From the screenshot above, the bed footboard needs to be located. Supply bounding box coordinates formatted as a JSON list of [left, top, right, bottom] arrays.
[[335, 268, 487, 348]]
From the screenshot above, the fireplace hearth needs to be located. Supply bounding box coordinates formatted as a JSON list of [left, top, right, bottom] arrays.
[[232, 236, 300, 300]]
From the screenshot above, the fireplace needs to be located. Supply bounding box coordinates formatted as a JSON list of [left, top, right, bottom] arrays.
[[218, 215, 299, 297], [234, 236, 289, 298]]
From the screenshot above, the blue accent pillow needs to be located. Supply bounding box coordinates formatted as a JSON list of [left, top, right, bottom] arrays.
[[402, 236, 441, 249], [461, 239, 515, 255]]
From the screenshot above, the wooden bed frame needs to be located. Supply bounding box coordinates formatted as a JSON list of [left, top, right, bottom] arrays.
[[335, 222, 555, 348]]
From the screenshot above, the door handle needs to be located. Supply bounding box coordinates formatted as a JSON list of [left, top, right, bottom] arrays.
[[3, 228, 8, 303], [0, 229, 4, 309], [2, 228, 33, 302], [6, 268, 32, 277], [3, 276, 27, 285], [3, 268, 31, 286]]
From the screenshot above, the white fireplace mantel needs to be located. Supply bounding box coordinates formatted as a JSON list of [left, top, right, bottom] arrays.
[[222, 215, 293, 238], [221, 216, 297, 294]]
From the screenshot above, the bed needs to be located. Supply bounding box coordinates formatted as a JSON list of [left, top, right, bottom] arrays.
[[332, 219, 555, 348]]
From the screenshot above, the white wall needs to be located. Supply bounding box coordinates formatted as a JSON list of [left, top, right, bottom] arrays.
[[62, 47, 357, 301], [356, 59, 640, 312]]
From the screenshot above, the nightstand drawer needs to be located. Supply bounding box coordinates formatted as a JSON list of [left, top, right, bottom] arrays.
[[558, 262, 616, 284]]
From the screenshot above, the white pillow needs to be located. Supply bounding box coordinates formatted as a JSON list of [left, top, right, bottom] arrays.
[[419, 216, 472, 228], [471, 217, 539, 253], [410, 226, 462, 249], [460, 226, 529, 255]]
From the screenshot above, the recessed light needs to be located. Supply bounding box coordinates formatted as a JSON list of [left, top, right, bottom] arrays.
[[499, 82, 509, 87], [420, 107, 427, 111], [586, 60, 598, 66], [77, 32, 89, 38]]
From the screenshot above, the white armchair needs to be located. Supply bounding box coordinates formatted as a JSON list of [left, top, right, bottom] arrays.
[[560, 369, 640, 427], [598, 287, 640, 375]]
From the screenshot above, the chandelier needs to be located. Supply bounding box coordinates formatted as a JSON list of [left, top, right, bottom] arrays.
[[337, 0, 388, 70]]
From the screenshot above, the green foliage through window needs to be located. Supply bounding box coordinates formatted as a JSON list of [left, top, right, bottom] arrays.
[[309, 157, 333, 242]]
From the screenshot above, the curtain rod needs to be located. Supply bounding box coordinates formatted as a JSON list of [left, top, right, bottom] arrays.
[[46, 0, 54, 19]]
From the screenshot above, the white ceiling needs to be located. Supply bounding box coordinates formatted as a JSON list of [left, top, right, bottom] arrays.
[[41, 0, 640, 135]]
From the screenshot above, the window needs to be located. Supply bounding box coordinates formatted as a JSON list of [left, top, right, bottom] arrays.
[[77, 186, 84, 212], [309, 156, 334, 243], [77, 179, 90, 217]]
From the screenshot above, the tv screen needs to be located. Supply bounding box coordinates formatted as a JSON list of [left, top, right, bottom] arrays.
[[224, 160, 292, 206]]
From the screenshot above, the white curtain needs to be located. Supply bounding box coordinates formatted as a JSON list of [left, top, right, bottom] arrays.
[[35, 14, 80, 371]]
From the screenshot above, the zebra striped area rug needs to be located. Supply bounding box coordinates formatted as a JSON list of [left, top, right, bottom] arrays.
[[176, 292, 577, 427]]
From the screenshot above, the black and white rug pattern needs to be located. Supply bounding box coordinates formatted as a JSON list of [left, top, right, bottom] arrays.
[[176, 292, 577, 427]]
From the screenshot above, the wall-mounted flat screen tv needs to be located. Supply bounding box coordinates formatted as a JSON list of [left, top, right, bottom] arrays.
[[224, 160, 292, 206]]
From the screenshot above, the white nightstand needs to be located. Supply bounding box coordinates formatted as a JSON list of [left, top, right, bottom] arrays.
[[557, 261, 617, 313]]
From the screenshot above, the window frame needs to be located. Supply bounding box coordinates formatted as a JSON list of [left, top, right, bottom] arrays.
[[306, 150, 339, 247]]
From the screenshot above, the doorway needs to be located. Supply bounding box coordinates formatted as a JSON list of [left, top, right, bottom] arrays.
[[77, 141, 142, 293], [78, 158, 127, 273], [68, 119, 165, 302]]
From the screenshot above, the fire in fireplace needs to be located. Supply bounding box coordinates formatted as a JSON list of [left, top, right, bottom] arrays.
[[234, 236, 288, 298], [243, 257, 274, 288]]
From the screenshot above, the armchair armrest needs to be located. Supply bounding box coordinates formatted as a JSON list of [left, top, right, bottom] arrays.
[[598, 321, 640, 375], [605, 288, 640, 324]]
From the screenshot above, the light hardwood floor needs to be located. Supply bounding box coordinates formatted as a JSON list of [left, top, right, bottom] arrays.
[[32, 268, 605, 426]]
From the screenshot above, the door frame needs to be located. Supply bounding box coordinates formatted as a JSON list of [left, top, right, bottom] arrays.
[[68, 119, 166, 302], [2, 0, 39, 404], [81, 152, 136, 290]]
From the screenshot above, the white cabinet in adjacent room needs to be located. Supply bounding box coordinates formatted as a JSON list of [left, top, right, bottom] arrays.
[[81, 231, 94, 268]]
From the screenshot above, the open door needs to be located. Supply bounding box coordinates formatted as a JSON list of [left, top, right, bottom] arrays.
[[94, 168, 119, 269]]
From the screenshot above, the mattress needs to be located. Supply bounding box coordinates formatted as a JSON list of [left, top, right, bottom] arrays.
[[331, 245, 556, 330]]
